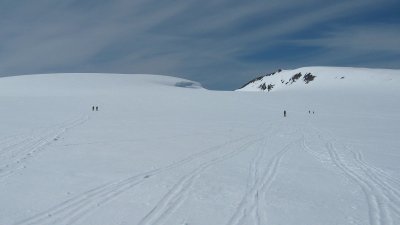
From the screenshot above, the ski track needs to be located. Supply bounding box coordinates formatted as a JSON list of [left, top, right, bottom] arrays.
[[14, 132, 261, 225], [303, 125, 400, 225], [15, 119, 400, 225], [0, 116, 89, 181], [138, 135, 267, 225], [226, 126, 300, 225], [348, 147, 400, 219]]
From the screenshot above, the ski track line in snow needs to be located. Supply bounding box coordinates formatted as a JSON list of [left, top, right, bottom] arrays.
[[60, 130, 227, 147], [0, 134, 31, 154], [353, 149, 400, 187], [347, 147, 400, 219], [0, 131, 41, 148], [305, 125, 400, 225], [226, 128, 301, 225], [0, 116, 89, 179], [138, 135, 269, 225], [0, 116, 88, 161], [326, 141, 391, 225], [226, 136, 268, 225], [0, 116, 89, 181], [138, 121, 286, 225], [226, 128, 273, 225], [300, 131, 330, 164], [355, 149, 400, 192], [14, 133, 262, 225]]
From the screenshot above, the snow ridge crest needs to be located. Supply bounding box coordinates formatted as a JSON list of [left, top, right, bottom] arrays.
[[237, 66, 400, 92]]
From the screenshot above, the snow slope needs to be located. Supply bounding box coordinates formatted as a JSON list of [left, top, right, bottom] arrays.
[[238, 66, 400, 92], [0, 69, 400, 225]]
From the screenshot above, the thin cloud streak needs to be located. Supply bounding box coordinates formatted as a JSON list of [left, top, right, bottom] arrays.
[[0, 0, 398, 89]]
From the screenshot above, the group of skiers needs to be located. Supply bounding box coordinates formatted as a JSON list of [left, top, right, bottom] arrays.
[[92, 106, 99, 111], [283, 110, 315, 117]]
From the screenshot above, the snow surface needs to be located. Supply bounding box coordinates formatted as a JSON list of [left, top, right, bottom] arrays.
[[238, 66, 400, 92], [1, 69, 400, 225]]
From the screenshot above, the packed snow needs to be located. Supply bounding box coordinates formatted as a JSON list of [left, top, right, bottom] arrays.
[[0, 68, 399, 225]]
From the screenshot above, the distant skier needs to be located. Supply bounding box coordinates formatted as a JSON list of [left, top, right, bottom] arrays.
[[308, 110, 310, 114], [96, 106, 99, 111], [284, 110, 287, 117], [92, 106, 95, 111]]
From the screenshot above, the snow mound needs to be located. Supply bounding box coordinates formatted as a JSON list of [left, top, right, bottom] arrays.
[[237, 66, 400, 92], [0, 73, 203, 96]]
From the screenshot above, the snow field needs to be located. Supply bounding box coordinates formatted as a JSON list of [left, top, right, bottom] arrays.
[[0, 70, 399, 225]]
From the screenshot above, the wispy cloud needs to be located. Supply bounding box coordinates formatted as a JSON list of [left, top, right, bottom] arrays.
[[0, 0, 398, 89], [293, 24, 400, 52]]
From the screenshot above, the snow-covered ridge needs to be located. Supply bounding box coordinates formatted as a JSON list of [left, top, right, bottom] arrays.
[[237, 66, 400, 92], [0, 73, 203, 96]]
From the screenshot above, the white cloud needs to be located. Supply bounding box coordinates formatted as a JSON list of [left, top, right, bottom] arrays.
[[293, 24, 400, 52], [0, 0, 398, 89]]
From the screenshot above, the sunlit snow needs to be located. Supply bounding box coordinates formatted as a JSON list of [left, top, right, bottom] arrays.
[[1, 68, 400, 225]]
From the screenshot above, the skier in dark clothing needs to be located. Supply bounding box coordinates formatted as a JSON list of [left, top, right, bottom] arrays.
[[92, 106, 95, 111], [96, 106, 99, 111], [284, 110, 287, 117]]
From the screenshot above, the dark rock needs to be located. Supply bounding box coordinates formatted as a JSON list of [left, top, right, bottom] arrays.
[[259, 83, 267, 90], [303, 73, 316, 84], [289, 73, 302, 84], [239, 69, 281, 89]]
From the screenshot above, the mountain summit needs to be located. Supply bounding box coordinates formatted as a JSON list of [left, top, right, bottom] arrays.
[[237, 66, 400, 92]]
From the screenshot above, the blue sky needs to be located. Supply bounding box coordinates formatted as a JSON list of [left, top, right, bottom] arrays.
[[0, 0, 399, 90]]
